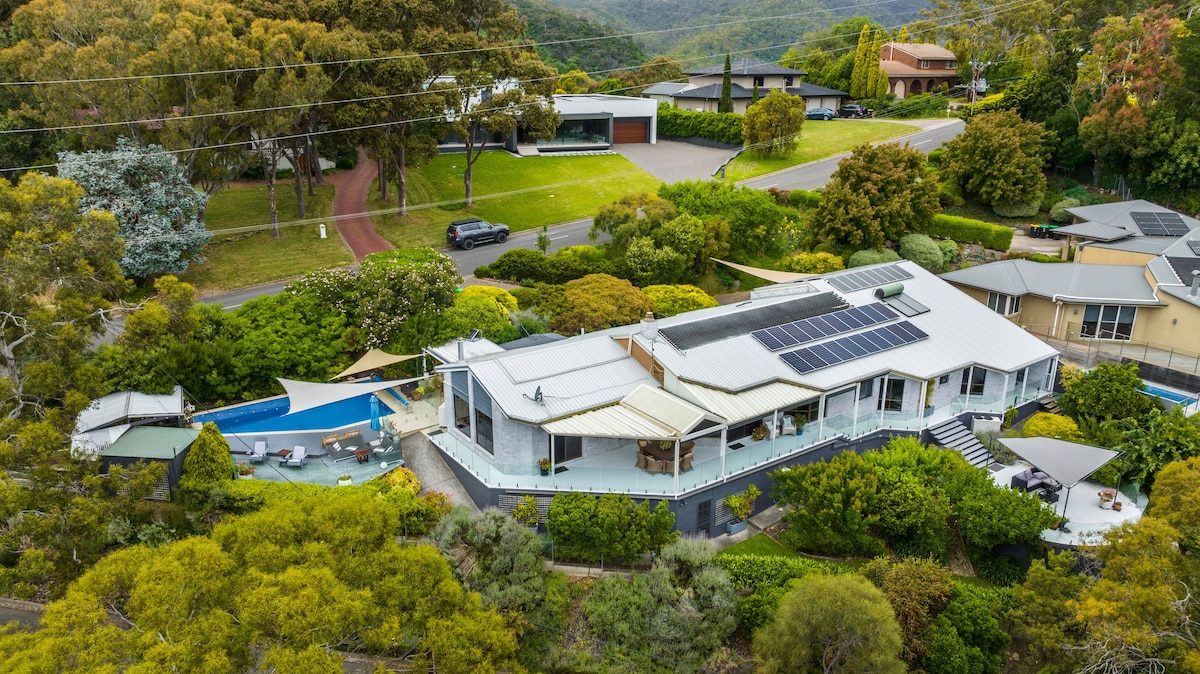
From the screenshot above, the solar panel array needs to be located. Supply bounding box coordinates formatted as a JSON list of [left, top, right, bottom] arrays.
[[658, 292, 848, 351], [1131, 211, 1191, 237], [827, 264, 913, 293], [751, 302, 898, 351], [1189, 240, 1200, 256], [779, 321, 930, 374]]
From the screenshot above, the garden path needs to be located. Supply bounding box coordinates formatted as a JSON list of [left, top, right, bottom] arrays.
[[326, 147, 393, 260]]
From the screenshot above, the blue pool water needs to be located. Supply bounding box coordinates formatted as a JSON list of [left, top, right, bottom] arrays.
[[1142, 385, 1198, 407], [195, 393, 375, 433]]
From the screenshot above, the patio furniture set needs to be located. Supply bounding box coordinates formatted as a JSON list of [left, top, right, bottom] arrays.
[[1011, 467, 1062, 503], [636, 439, 695, 474], [323, 430, 391, 464]]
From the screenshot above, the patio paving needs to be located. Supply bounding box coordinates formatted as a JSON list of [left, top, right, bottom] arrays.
[[228, 424, 404, 488], [990, 462, 1144, 547]]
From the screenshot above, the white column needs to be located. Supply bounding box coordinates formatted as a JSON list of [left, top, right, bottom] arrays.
[[919, 378, 928, 427], [1003, 371, 1011, 410], [719, 426, 728, 477], [817, 395, 826, 439], [467, 372, 476, 446], [852, 382, 861, 437], [673, 439, 680, 494]]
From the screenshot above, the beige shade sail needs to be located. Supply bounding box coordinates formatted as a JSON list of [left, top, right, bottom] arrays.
[[711, 258, 819, 284], [331, 349, 421, 380]]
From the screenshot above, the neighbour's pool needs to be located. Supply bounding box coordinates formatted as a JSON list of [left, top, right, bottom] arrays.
[[1142, 385, 1198, 407], [195, 393, 376, 433]]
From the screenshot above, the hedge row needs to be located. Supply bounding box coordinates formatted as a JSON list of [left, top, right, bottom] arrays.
[[714, 553, 838, 590], [657, 104, 744, 145], [928, 214, 1014, 251]]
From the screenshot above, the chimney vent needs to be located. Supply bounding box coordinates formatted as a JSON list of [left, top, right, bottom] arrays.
[[641, 311, 658, 339], [456, 337, 465, 361], [1190, 270, 1200, 298]]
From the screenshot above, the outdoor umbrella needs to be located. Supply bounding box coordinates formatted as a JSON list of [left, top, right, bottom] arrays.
[[370, 394, 382, 432]]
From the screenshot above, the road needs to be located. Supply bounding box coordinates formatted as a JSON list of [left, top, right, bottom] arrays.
[[200, 119, 965, 306]]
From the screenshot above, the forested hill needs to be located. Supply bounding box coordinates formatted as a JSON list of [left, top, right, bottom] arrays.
[[511, 0, 648, 73], [538, 0, 931, 62]]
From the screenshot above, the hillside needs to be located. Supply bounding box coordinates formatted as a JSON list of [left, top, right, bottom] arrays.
[[538, 0, 931, 62], [511, 0, 648, 73]]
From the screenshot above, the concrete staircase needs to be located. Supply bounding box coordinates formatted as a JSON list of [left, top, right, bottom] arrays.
[[929, 418, 994, 468]]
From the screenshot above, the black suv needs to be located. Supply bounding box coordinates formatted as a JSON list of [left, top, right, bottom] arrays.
[[837, 103, 869, 118], [446, 218, 509, 250]]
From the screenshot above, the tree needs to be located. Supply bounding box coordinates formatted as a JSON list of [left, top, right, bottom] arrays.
[[642, 285, 718, 317], [772, 450, 884, 556], [754, 574, 905, 674], [850, 24, 873, 99], [177, 422, 235, 510], [941, 111, 1055, 216], [1006, 551, 1086, 672], [1059, 362, 1159, 425], [719, 54, 733, 113], [742, 90, 806, 156], [57, 138, 210, 278], [550, 274, 652, 334], [861, 557, 954, 665], [432, 510, 546, 616], [809, 143, 940, 251]]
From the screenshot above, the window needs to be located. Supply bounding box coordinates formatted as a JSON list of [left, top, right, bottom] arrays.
[[987, 292, 1021, 315], [878, 378, 904, 412], [1015, 369, 1026, 386], [859, 379, 874, 400], [552, 436, 582, 463], [919, 59, 931, 69], [938, 374, 950, 385], [753, 76, 765, 87], [961, 368, 986, 396], [453, 394, 469, 430], [475, 410, 493, 454], [946, 60, 957, 69], [1081, 304, 1136, 340], [784, 76, 794, 86]]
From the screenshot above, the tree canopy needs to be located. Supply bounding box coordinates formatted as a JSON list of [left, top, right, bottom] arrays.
[[941, 111, 1056, 216], [742, 89, 806, 156]]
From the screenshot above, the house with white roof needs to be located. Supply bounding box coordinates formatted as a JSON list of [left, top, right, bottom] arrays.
[[425, 261, 1060, 536]]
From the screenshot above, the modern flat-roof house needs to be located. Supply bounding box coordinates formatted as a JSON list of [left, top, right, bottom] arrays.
[[942, 200, 1200, 357], [650, 57, 849, 114], [426, 261, 1060, 536], [880, 42, 959, 98]]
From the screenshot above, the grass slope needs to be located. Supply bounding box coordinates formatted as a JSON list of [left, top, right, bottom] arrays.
[[725, 120, 920, 182], [181, 182, 352, 293], [370, 151, 661, 249]]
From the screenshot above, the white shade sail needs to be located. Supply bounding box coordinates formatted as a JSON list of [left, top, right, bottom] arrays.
[[278, 378, 418, 415]]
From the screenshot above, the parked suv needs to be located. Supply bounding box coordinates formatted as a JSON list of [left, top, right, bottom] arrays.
[[837, 103, 869, 118], [446, 218, 509, 250]]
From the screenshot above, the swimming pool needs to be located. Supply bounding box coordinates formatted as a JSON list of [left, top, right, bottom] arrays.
[[195, 393, 376, 434], [1142, 385, 1199, 407]]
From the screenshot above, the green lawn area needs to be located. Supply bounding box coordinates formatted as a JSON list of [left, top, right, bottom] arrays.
[[725, 120, 921, 182], [181, 183, 353, 293], [717, 533, 799, 557], [370, 152, 662, 249]]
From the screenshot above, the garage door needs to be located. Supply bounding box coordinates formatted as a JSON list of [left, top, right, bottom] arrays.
[[613, 120, 648, 144]]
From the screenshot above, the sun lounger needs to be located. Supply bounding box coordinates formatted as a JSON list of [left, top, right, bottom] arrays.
[[249, 441, 267, 464], [286, 445, 307, 467]]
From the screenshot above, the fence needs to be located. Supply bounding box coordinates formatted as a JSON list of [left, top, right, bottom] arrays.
[[1022, 323, 1200, 376]]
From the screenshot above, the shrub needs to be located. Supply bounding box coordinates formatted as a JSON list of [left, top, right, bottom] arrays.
[[485, 249, 552, 283], [880, 93, 949, 119], [373, 466, 421, 494], [938, 178, 966, 207], [970, 550, 1028, 586], [927, 214, 1013, 251], [953, 93, 1011, 119], [848, 248, 902, 268], [1020, 412, 1083, 440], [1049, 197, 1080, 223], [1059, 184, 1104, 206], [788, 189, 823, 209], [714, 554, 837, 590], [926, 147, 945, 167], [643, 284, 718, 316], [993, 198, 1041, 218], [1008, 251, 1067, 263], [779, 251, 844, 273], [657, 104, 744, 145], [937, 239, 959, 265], [899, 234, 944, 273]]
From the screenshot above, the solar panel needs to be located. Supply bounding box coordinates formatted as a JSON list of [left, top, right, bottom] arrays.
[[1189, 240, 1200, 256], [778, 321, 929, 374], [661, 292, 848, 350], [1132, 211, 1192, 237], [751, 302, 899, 351], [827, 264, 914, 293], [1159, 213, 1191, 236]]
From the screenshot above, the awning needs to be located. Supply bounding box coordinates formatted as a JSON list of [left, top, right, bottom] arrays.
[[541, 384, 723, 440], [331, 349, 421, 380], [712, 258, 818, 283], [997, 437, 1122, 487], [278, 378, 419, 415], [676, 380, 819, 423]]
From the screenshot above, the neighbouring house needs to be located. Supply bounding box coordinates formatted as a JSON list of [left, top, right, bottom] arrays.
[[436, 86, 659, 153], [425, 261, 1060, 537], [880, 42, 959, 98], [72, 386, 187, 455], [99, 426, 201, 500], [648, 57, 848, 114], [942, 200, 1200, 383]]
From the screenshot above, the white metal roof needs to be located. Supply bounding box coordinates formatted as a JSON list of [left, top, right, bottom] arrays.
[[75, 386, 184, 434], [941, 260, 1162, 304], [541, 384, 719, 439], [71, 424, 131, 456], [426, 337, 507, 364], [674, 380, 820, 423]]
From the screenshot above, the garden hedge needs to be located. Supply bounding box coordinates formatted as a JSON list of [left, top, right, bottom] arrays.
[[927, 214, 1013, 251], [714, 553, 838, 590], [657, 105, 744, 145]]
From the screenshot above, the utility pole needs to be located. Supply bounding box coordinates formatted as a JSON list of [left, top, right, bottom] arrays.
[[969, 59, 992, 103]]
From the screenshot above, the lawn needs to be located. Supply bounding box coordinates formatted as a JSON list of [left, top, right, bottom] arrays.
[[370, 152, 662, 249], [181, 182, 353, 293], [725, 120, 921, 182], [717, 533, 799, 557]]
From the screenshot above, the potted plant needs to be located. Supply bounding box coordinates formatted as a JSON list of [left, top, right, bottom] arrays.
[[1112, 499, 1124, 511], [511, 495, 540, 531], [751, 424, 769, 442], [337, 474, 352, 487], [538, 458, 552, 476], [724, 484, 762, 535], [659, 440, 673, 451], [409, 386, 424, 401], [1099, 489, 1115, 509], [236, 464, 255, 479]]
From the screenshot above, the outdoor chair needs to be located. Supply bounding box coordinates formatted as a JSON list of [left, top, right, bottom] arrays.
[[662, 459, 676, 475], [249, 441, 267, 464], [331, 442, 356, 463], [645, 457, 664, 474], [287, 445, 308, 467], [635, 453, 648, 470], [321, 434, 339, 448], [780, 416, 797, 436], [680, 453, 693, 472]]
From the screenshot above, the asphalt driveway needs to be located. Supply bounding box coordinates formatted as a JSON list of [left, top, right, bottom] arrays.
[[614, 140, 737, 183]]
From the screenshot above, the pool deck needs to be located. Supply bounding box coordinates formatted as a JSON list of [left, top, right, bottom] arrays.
[[230, 423, 405, 487]]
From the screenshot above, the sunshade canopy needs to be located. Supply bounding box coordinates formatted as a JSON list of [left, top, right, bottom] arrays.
[[541, 384, 723, 440], [278, 378, 417, 415], [997, 437, 1122, 487], [712, 258, 817, 283], [331, 349, 420, 380]]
